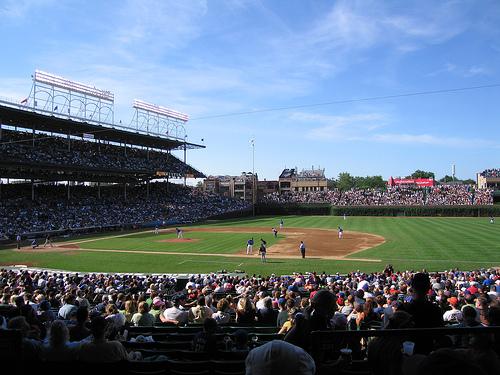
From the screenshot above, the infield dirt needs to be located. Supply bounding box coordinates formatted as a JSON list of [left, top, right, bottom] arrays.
[[176, 227, 385, 259], [17, 226, 385, 261]]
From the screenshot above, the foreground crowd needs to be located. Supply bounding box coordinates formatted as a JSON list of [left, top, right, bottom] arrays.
[[0, 183, 250, 237], [0, 266, 498, 374], [263, 185, 494, 205]]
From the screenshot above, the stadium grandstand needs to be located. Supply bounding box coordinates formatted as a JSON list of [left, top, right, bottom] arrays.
[[477, 169, 500, 203], [278, 167, 327, 194], [262, 185, 494, 206], [0, 71, 250, 240]]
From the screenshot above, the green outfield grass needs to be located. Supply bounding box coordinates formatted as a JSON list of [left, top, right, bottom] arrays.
[[0, 216, 499, 275]]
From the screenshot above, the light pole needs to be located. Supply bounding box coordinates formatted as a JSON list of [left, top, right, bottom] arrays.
[[183, 135, 187, 187], [251, 138, 255, 216]]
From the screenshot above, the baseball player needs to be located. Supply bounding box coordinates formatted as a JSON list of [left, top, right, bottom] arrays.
[[338, 226, 344, 239], [259, 239, 267, 263], [43, 233, 54, 248], [246, 238, 254, 255]]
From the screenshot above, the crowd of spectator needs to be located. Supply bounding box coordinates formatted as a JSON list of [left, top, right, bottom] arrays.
[[0, 182, 250, 237], [480, 169, 500, 178], [262, 185, 494, 206], [0, 129, 203, 177], [0, 266, 498, 372]]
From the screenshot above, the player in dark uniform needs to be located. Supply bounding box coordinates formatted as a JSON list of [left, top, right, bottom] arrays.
[[43, 233, 54, 248], [259, 239, 267, 263]]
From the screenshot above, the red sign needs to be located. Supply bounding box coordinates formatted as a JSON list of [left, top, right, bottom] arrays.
[[388, 177, 435, 187]]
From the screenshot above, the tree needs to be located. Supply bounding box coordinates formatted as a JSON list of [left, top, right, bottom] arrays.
[[327, 178, 337, 190], [337, 172, 355, 191], [406, 170, 435, 179], [462, 179, 476, 185], [363, 175, 386, 189], [439, 175, 454, 183]]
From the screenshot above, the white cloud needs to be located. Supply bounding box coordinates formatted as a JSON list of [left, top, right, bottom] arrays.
[[302, 0, 469, 53], [298, 112, 387, 140], [371, 133, 499, 148], [0, 0, 55, 19], [299, 110, 499, 149], [0, 78, 31, 102], [259, 0, 473, 87], [112, 0, 208, 50], [427, 63, 489, 77]]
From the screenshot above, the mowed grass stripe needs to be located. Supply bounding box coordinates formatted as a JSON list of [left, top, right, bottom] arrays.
[[80, 231, 281, 254], [2, 216, 499, 274]]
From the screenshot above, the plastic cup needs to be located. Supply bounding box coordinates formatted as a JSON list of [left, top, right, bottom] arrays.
[[340, 348, 352, 362], [402, 341, 415, 356]]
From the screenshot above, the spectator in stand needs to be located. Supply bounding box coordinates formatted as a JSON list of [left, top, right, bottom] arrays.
[[188, 296, 213, 324], [232, 329, 250, 352], [285, 290, 337, 351], [246, 340, 315, 375], [161, 295, 188, 325], [236, 296, 256, 324], [37, 300, 55, 325], [191, 317, 219, 354], [58, 294, 78, 320], [122, 300, 137, 324], [256, 296, 278, 325], [40, 320, 79, 362], [276, 297, 289, 328], [212, 298, 231, 325], [69, 306, 91, 342], [131, 301, 155, 327], [442, 296, 462, 322], [78, 316, 132, 363], [149, 297, 165, 323], [278, 308, 298, 335], [402, 273, 444, 354], [104, 303, 126, 330], [7, 316, 41, 361], [368, 311, 414, 375]]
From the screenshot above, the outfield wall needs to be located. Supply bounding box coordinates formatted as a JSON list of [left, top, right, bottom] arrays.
[[257, 203, 500, 217]]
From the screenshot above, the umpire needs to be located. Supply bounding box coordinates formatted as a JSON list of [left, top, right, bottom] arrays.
[[299, 241, 306, 259]]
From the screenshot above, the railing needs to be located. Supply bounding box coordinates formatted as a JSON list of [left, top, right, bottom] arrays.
[[310, 326, 500, 363]]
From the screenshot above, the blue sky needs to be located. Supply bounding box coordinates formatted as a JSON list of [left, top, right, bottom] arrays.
[[1, 0, 500, 182]]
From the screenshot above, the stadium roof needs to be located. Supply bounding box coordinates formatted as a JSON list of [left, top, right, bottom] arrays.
[[279, 168, 296, 179], [0, 102, 204, 151]]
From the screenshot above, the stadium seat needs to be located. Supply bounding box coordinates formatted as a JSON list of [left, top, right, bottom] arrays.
[[167, 359, 211, 375], [210, 359, 246, 375]]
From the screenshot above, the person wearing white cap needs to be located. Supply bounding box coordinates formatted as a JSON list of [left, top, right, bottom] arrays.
[[245, 340, 315, 375]]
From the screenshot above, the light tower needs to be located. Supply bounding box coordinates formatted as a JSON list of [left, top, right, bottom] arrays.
[[250, 138, 256, 216]]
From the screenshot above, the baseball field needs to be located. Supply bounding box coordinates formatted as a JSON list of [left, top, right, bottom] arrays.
[[1, 216, 499, 275]]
